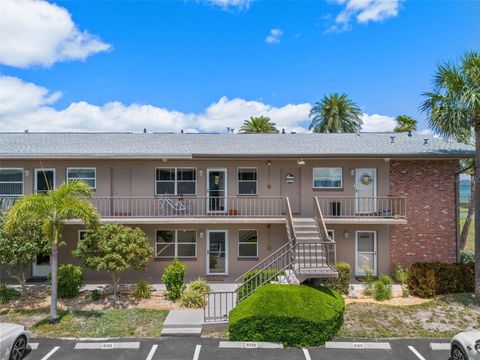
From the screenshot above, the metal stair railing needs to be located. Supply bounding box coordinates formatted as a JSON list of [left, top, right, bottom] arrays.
[[314, 197, 337, 269]]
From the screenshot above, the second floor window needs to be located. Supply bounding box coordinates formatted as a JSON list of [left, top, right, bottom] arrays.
[[0, 168, 23, 196], [156, 168, 196, 195], [155, 230, 197, 258], [238, 168, 257, 195], [67, 168, 96, 189], [313, 167, 342, 189]]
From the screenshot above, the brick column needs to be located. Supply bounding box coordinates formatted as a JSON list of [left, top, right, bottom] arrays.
[[390, 160, 459, 268]]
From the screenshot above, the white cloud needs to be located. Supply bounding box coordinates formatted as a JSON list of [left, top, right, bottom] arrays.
[[360, 113, 396, 132], [327, 0, 399, 32], [0, 0, 111, 68], [0, 77, 310, 133], [265, 28, 283, 44], [205, 0, 251, 10]]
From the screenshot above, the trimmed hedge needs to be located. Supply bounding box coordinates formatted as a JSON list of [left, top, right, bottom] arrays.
[[57, 264, 84, 298], [407, 262, 474, 298], [237, 269, 284, 300], [229, 284, 345, 347], [323, 262, 351, 295]]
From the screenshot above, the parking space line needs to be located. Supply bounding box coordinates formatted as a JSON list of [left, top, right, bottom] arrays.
[[40, 346, 60, 360], [430, 343, 450, 350], [302, 348, 312, 360], [146, 344, 158, 360], [28, 343, 39, 350], [193, 344, 201, 360], [408, 345, 426, 360]]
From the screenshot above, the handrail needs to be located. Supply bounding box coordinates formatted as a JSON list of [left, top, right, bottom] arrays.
[[285, 196, 297, 242], [316, 196, 406, 219], [314, 197, 336, 267]]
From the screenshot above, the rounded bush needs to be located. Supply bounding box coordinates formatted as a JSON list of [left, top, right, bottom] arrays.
[[91, 289, 101, 301], [229, 284, 345, 347], [180, 288, 205, 308], [187, 278, 211, 294], [57, 264, 84, 298], [373, 275, 393, 301], [162, 258, 187, 300]]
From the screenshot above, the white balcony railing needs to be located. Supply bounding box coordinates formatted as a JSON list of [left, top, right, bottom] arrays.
[[317, 196, 406, 219]]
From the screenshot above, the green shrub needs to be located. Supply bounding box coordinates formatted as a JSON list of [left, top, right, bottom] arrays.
[[0, 283, 20, 304], [180, 288, 205, 308], [187, 278, 211, 294], [323, 262, 351, 295], [460, 250, 475, 265], [162, 258, 187, 300], [373, 275, 393, 301], [133, 280, 152, 300], [237, 269, 284, 300], [229, 284, 345, 347], [394, 266, 410, 298], [91, 289, 101, 301], [362, 268, 375, 296], [407, 262, 474, 298], [56, 264, 84, 298]]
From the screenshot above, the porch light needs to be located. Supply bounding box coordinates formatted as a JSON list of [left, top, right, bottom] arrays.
[[200, 231, 204, 239], [297, 159, 305, 166], [350, 169, 355, 177], [343, 230, 349, 239], [24, 169, 31, 177], [199, 170, 204, 177]]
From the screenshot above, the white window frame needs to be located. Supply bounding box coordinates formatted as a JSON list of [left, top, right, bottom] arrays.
[[238, 229, 259, 258], [312, 167, 343, 189], [34, 168, 56, 193], [67, 167, 96, 190], [327, 229, 335, 241], [0, 168, 24, 196], [237, 167, 258, 195], [155, 229, 197, 259], [155, 167, 197, 196], [355, 230, 377, 276]]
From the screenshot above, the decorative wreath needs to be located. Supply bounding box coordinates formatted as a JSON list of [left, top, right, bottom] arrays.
[[360, 174, 372, 185]]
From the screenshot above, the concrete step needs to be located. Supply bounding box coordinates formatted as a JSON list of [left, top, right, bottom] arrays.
[[161, 326, 202, 336]]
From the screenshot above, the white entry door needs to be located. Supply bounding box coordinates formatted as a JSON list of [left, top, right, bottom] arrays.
[[355, 231, 377, 276], [207, 230, 228, 275], [207, 169, 227, 214], [32, 254, 50, 277], [355, 168, 377, 214]]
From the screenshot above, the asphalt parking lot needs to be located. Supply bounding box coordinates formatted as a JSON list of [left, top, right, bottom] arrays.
[[22, 337, 452, 360]]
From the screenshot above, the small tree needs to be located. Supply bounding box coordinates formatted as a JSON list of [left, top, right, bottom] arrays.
[[0, 211, 49, 295], [74, 224, 153, 301]]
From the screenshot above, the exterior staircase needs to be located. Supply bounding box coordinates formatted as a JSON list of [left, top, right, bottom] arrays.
[[203, 197, 338, 323]]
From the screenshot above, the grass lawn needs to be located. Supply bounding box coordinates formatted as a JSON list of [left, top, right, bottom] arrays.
[[0, 308, 168, 338], [339, 293, 479, 339], [460, 206, 475, 251]]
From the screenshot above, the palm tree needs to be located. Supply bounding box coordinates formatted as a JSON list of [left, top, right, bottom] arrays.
[[460, 159, 475, 250], [420, 50, 480, 302], [309, 93, 363, 133], [239, 116, 279, 133], [394, 115, 417, 133], [6, 181, 99, 322]]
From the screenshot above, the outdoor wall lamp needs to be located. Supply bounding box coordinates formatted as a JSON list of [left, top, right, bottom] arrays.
[[350, 169, 355, 177], [344, 230, 349, 239], [297, 159, 305, 166], [199, 231, 204, 239], [199, 169, 204, 177], [24, 169, 31, 177]]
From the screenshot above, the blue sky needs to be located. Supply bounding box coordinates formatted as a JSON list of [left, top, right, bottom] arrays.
[[1, 0, 479, 133]]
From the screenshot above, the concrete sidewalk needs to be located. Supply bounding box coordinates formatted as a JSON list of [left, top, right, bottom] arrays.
[[161, 310, 204, 336]]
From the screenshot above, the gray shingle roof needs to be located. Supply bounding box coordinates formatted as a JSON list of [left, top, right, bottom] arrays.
[[0, 132, 474, 158]]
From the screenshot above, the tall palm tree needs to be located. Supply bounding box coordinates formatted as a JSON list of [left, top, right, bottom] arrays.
[[239, 116, 279, 133], [460, 159, 475, 250], [6, 181, 99, 322], [394, 115, 417, 133], [420, 50, 480, 302], [309, 93, 363, 133]]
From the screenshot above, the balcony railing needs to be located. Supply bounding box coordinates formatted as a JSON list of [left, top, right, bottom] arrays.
[[317, 196, 406, 219], [88, 196, 287, 218]]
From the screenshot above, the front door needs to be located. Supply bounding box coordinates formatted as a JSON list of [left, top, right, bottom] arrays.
[[355, 231, 377, 276], [34, 169, 55, 193], [207, 169, 227, 214], [355, 168, 377, 214], [280, 168, 301, 214], [32, 254, 50, 278], [111, 168, 132, 216], [207, 230, 228, 275]]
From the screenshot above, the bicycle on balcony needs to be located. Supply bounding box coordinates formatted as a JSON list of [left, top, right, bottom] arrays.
[[158, 194, 193, 216]]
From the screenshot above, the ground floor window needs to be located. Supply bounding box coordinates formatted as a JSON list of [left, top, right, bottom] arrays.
[[238, 229, 258, 258], [355, 230, 377, 276], [327, 229, 334, 240], [155, 229, 197, 258]]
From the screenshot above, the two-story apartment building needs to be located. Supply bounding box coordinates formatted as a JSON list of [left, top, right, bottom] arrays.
[[0, 132, 474, 284]]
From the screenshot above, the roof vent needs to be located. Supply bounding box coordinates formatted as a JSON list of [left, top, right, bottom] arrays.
[[390, 135, 395, 144], [408, 130, 412, 137], [282, 128, 285, 134], [291, 131, 296, 134], [143, 128, 147, 133], [424, 137, 429, 145], [24, 129, 29, 133], [181, 129, 184, 134]]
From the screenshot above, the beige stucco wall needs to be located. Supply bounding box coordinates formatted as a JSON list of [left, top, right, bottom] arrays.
[[57, 223, 288, 283], [0, 158, 390, 217]]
